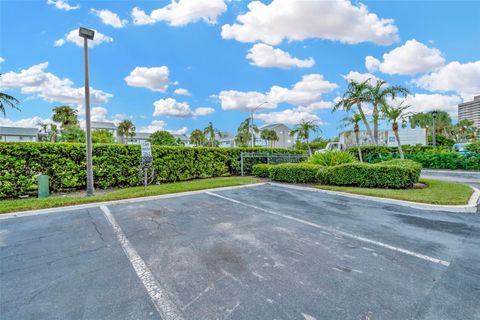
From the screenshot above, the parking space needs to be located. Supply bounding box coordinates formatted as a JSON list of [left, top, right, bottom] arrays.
[[1, 184, 480, 319]]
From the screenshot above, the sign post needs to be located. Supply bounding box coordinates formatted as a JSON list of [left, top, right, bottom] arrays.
[[140, 142, 154, 191]]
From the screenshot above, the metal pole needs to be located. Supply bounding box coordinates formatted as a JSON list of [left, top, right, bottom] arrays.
[[432, 116, 436, 148], [241, 153, 244, 176], [144, 165, 147, 192], [251, 111, 254, 148], [84, 37, 94, 196]]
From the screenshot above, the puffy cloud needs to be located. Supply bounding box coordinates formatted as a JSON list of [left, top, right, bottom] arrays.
[[414, 61, 480, 100], [170, 126, 188, 135], [132, 0, 227, 26], [0, 62, 112, 105], [343, 71, 378, 85], [54, 29, 113, 48], [246, 44, 315, 69], [174, 88, 190, 96], [153, 98, 214, 118], [221, 0, 399, 45], [91, 9, 128, 28], [218, 91, 270, 112], [0, 57, 5, 64], [47, 0, 79, 11], [367, 39, 445, 75], [139, 120, 188, 135], [256, 108, 322, 125], [124, 66, 171, 92], [392, 93, 462, 116], [0, 116, 52, 128]]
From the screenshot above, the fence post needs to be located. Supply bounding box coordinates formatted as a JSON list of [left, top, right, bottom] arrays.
[[267, 152, 270, 164], [241, 153, 244, 176]]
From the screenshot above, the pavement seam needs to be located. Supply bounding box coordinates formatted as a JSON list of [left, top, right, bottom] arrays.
[[206, 191, 451, 267]]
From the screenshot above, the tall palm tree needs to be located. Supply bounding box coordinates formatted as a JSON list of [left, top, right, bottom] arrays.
[[382, 102, 411, 159], [204, 122, 221, 147], [261, 129, 279, 148], [189, 129, 206, 146], [367, 79, 409, 145], [334, 80, 375, 145], [290, 120, 320, 156], [235, 117, 257, 147], [117, 120, 136, 144], [52, 106, 79, 129], [0, 92, 20, 116], [340, 113, 364, 162]]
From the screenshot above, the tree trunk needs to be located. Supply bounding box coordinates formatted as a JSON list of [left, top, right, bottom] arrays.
[[393, 124, 404, 159], [355, 130, 363, 162], [372, 104, 379, 145], [306, 139, 312, 157], [356, 103, 376, 145]]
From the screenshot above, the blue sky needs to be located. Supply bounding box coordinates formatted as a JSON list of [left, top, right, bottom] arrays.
[[1, 0, 479, 138]]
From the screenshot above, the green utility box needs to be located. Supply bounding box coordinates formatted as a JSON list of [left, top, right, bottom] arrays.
[[37, 175, 49, 198]]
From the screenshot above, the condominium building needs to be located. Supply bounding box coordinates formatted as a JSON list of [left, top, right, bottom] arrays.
[[0, 126, 39, 142], [458, 95, 480, 127]]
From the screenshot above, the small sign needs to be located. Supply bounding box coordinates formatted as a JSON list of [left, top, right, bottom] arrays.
[[141, 141, 152, 158]]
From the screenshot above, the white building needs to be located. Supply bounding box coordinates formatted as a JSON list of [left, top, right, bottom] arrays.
[[258, 124, 294, 148], [339, 128, 427, 148], [0, 126, 39, 142]]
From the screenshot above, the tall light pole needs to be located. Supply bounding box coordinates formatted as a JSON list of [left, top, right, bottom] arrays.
[[79, 27, 95, 196], [250, 101, 269, 147], [432, 110, 438, 149]]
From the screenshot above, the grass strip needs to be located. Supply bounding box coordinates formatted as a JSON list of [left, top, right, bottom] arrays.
[[0, 177, 260, 214]]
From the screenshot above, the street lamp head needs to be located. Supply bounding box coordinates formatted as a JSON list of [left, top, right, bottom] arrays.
[[79, 27, 95, 40], [432, 110, 438, 119]]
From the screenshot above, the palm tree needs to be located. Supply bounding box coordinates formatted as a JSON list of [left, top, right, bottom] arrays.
[[0, 92, 20, 116], [382, 102, 411, 159], [235, 118, 258, 147], [334, 80, 375, 145], [367, 79, 409, 145], [340, 113, 364, 162], [260, 129, 279, 148], [52, 106, 78, 129], [189, 129, 206, 146], [290, 120, 320, 156], [117, 120, 136, 144], [204, 122, 221, 147]]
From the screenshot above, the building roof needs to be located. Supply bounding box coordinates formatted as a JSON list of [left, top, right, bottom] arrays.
[[91, 121, 117, 130], [0, 126, 39, 136], [259, 123, 290, 131], [132, 132, 151, 139]]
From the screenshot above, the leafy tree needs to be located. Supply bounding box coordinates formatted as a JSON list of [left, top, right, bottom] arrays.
[[117, 120, 136, 144], [382, 103, 411, 159], [410, 111, 452, 136], [92, 129, 116, 144], [189, 129, 206, 146], [334, 80, 375, 145], [204, 122, 221, 147], [427, 134, 455, 148], [149, 130, 177, 146], [235, 118, 257, 147], [367, 79, 409, 145], [0, 75, 20, 116], [48, 124, 59, 143], [290, 120, 320, 156], [260, 129, 279, 147], [52, 106, 79, 129], [451, 119, 476, 142], [340, 112, 364, 162], [59, 127, 85, 143]]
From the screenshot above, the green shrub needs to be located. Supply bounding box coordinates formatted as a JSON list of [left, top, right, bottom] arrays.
[[252, 164, 274, 178], [0, 143, 303, 198], [269, 163, 321, 183], [466, 142, 480, 153], [319, 160, 421, 189], [310, 150, 356, 166]]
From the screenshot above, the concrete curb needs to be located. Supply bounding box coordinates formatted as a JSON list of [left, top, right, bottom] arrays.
[[0, 182, 268, 220], [269, 182, 480, 214]]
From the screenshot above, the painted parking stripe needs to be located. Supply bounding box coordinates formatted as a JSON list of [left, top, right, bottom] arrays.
[[100, 205, 185, 320], [206, 192, 451, 267]]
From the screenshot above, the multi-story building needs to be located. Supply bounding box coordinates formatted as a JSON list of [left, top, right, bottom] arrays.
[[258, 123, 294, 148], [0, 126, 39, 142], [458, 95, 480, 127]]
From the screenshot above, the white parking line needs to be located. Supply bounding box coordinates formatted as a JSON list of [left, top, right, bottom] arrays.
[[206, 192, 451, 267], [100, 205, 185, 320]]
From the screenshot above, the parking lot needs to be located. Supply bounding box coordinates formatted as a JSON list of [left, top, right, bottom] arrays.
[[1, 183, 480, 320]]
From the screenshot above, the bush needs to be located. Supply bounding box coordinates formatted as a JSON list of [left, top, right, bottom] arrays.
[[0, 143, 303, 198], [310, 151, 356, 166], [466, 142, 480, 153], [252, 164, 273, 178], [319, 159, 421, 189], [269, 163, 321, 183]]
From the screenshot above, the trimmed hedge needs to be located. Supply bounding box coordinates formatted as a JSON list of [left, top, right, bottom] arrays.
[[0, 142, 303, 198], [309, 150, 356, 166], [318, 159, 422, 189], [252, 164, 274, 178], [268, 163, 321, 183]]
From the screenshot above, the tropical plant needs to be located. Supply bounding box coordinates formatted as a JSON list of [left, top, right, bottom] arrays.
[[452, 119, 476, 142], [290, 120, 320, 156], [48, 124, 59, 143], [367, 79, 409, 144], [382, 102, 411, 159], [334, 80, 375, 145], [204, 122, 221, 147], [189, 129, 206, 146], [0, 75, 21, 116], [235, 118, 257, 147], [410, 111, 453, 137], [52, 106, 79, 129], [260, 129, 279, 147], [340, 112, 364, 162], [149, 130, 178, 146], [117, 120, 136, 144], [92, 129, 116, 144], [310, 151, 356, 166], [58, 127, 85, 143]]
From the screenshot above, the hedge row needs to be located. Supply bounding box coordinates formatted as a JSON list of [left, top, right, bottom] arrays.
[[0, 142, 303, 198], [253, 159, 422, 189]]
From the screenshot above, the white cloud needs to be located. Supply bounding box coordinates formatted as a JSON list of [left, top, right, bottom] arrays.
[[91, 9, 128, 28], [219, 74, 337, 112], [0, 57, 5, 64], [174, 88, 190, 96], [392, 93, 462, 116], [0, 62, 112, 105], [132, 0, 227, 26], [257, 108, 322, 125], [367, 39, 445, 75], [54, 29, 113, 48], [90, 107, 109, 121], [343, 71, 378, 85], [221, 0, 399, 45], [170, 126, 188, 135], [47, 0, 79, 11], [246, 44, 315, 69], [139, 120, 188, 135], [152, 98, 214, 118], [0, 116, 52, 128], [414, 61, 480, 101], [124, 66, 171, 92]]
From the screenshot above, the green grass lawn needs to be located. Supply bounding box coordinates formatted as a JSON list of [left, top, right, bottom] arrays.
[[0, 177, 260, 214], [315, 179, 474, 205]]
